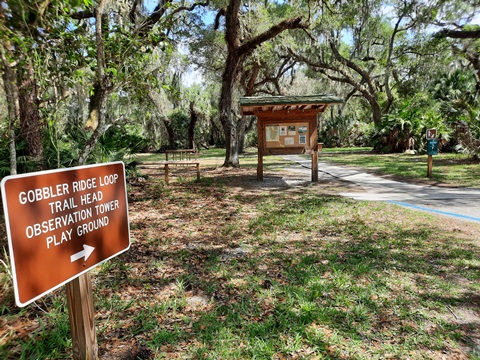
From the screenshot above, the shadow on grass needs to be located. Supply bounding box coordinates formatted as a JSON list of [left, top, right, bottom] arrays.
[[2, 174, 479, 359], [108, 186, 480, 358]]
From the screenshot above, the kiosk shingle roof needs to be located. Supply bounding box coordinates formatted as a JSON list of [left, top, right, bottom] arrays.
[[240, 94, 343, 115]]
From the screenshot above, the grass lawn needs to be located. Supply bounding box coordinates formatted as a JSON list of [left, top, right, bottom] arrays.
[[319, 148, 480, 188], [0, 149, 479, 359]]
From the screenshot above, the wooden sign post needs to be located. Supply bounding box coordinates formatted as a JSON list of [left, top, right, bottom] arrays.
[[427, 153, 434, 178], [1, 162, 130, 360], [66, 273, 98, 360]]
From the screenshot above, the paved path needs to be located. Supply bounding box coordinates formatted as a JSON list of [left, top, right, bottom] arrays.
[[283, 155, 480, 223]]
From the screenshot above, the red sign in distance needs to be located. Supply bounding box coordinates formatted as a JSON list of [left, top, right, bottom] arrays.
[[1, 162, 130, 307]]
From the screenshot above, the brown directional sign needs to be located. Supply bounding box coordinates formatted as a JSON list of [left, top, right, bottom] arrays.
[[1, 162, 130, 307], [426, 128, 437, 139]]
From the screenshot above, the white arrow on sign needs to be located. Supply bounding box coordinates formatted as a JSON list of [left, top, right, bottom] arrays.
[[70, 245, 95, 263]]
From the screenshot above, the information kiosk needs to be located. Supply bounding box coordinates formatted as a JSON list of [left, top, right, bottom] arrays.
[[240, 95, 343, 181]]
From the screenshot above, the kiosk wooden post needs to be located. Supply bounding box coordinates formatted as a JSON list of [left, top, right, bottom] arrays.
[[257, 118, 264, 181], [312, 148, 318, 182], [310, 126, 319, 182], [66, 273, 98, 360]]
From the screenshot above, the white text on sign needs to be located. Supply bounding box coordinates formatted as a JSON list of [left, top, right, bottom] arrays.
[[18, 173, 121, 249]]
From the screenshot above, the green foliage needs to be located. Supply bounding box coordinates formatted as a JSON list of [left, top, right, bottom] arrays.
[[369, 96, 448, 153], [0, 135, 13, 178], [430, 69, 480, 154], [431, 69, 477, 106], [0, 126, 52, 176], [0, 248, 14, 309], [244, 127, 258, 148], [168, 108, 190, 148], [96, 125, 150, 162], [184, 84, 215, 147], [320, 115, 370, 148], [19, 311, 72, 359], [41, 120, 149, 169], [0, 0, 185, 170]]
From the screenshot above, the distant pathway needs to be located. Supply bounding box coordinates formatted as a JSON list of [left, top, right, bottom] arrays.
[[282, 155, 480, 223]]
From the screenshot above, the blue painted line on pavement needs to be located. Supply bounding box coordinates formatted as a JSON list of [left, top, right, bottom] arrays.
[[388, 201, 480, 222]]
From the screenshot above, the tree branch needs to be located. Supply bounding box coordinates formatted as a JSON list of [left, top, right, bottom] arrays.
[[328, 38, 377, 96], [70, 9, 95, 20], [169, 1, 210, 20], [288, 47, 374, 102], [129, 0, 141, 23], [225, 0, 242, 50], [140, 1, 210, 34], [214, 8, 226, 30], [238, 17, 306, 56], [435, 28, 480, 39], [95, 0, 106, 82]]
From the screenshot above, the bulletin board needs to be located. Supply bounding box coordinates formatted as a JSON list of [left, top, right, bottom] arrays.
[[265, 123, 310, 148]]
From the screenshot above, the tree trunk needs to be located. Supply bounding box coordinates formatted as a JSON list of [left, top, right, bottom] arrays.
[[219, 49, 241, 167], [78, 80, 112, 165], [78, 120, 112, 166], [371, 100, 383, 126], [162, 119, 176, 149], [188, 101, 198, 150], [78, 0, 110, 166], [237, 116, 255, 153], [1, 52, 19, 175], [218, 0, 305, 167], [84, 81, 108, 130], [18, 64, 43, 170], [237, 116, 246, 154], [209, 115, 221, 146], [221, 111, 239, 166]]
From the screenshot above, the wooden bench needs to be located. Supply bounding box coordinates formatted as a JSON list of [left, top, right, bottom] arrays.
[[138, 149, 200, 184]]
